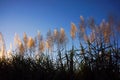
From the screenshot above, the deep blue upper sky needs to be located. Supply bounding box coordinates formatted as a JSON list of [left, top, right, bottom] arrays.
[[0, 0, 120, 49]]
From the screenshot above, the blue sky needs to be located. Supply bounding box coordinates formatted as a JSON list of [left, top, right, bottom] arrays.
[[0, 0, 120, 50]]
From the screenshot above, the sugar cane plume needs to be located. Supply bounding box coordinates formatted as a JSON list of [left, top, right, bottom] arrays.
[[78, 16, 86, 41], [99, 20, 112, 43], [14, 33, 24, 55], [71, 22, 77, 40], [39, 40, 45, 53], [46, 29, 54, 51], [60, 28, 65, 44], [23, 32, 28, 50], [27, 37, 35, 49], [54, 29, 59, 42], [0, 32, 6, 59], [37, 30, 41, 42]]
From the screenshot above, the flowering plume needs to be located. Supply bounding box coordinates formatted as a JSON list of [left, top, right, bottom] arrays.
[[37, 30, 41, 42], [0, 32, 6, 59], [103, 22, 111, 43], [78, 16, 87, 41], [71, 22, 77, 40], [39, 40, 45, 53], [59, 28, 67, 45], [46, 29, 54, 52], [14, 33, 21, 47], [54, 29, 58, 37], [99, 20, 112, 43], [27, 37, 35, 49], [14, 33, 24, 55], [54, 29, 59, 39], [23, 32, 28, 50]]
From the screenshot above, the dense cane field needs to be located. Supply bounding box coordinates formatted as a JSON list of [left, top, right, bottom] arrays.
[[0, 16, 120, 80]]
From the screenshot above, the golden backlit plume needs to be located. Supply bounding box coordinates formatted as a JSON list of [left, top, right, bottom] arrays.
[[54, 29, 58, 38], [0, 46, 5, 59], [39, 41, 45, 53], [14, 33, 21, 47], [45, 40, 53, 52], [14, 33, 24, 54], [18, 42, 25, 55], [71, 22, 77, 39], [0, 32, 6, 59], [54, 29, 59, 43], [60, 28, 66, 44], [23, 32, 28, 43], [78, 16, 86, 40], [27, 37, 35, 49]]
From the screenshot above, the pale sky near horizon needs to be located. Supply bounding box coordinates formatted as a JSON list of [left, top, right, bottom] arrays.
[[0, 0, 120, 50]]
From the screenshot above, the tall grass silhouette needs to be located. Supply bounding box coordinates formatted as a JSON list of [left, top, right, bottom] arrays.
[[0, 16, 120, 80]]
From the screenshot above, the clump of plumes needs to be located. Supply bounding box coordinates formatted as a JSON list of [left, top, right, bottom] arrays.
[[71, 22, 77, 40]]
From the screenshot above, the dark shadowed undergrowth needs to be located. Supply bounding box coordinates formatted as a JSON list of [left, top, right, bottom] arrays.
[[0, 16, 120, 80]]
